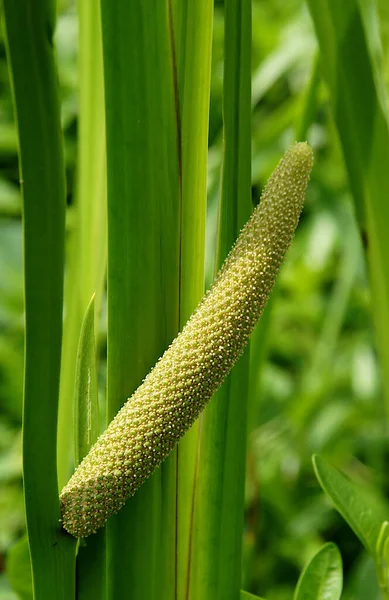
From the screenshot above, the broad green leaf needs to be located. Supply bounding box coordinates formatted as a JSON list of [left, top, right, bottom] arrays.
[[313, 455, 388, 557], [293, 542, 342, 600], [101, 0, 181, 597], [74, 294, 99, 466], [6, 536, 33, 600]]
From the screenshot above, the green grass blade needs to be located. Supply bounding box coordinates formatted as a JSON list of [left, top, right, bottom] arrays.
[[375, 522, 389, 597], [58, 3, 107, 593], [293, 543, 343, 600], [101, 1, 180, 598], [357, 0, 388, 120], [171, 0, 212, 323], [313, 455, 388, 558], [170, 1, 213, 596], [73, 295, 103, 600], [57, 0, 107, 489], [74, 294, 99, 469], [74, 1, 107, 312], [2, 1, 76, 596], [190, 1, 252, 598], [306, 0, 389, 417]]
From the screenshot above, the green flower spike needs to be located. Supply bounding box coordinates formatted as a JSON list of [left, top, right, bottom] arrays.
[[60, 142, 313, 538]]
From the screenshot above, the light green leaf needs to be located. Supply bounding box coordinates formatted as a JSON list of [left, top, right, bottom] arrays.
[[170, 1, 213, 596], [375, 521, 389, 597], [73, 298, 104, 599], [101, 0, 181, 595], [313, 455, 388, 557], [190, 0, 252, 598], [74, 294, 99, 466], [293, 542, 342, 600]]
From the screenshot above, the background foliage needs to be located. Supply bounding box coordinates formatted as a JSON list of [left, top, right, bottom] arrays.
[[0, 0, 389, 599]]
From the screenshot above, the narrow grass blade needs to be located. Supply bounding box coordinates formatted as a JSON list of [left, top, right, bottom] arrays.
[[74, 294, 99, 467], [169, 1, 213, 596], [313, 455, 388, 557], [307, 0, 389, 417], [58, 2, 107, 594], [57, 0, 107, 489], [170, 0, 212, 322], [2, 1, 76, 596], [101, 1, 180, 598], [74, 0, 107, 313], [73, 294, 105, 599], [375, 521, 389, 598], [357, 0, 388, 120], [293, 543, 343, 600], [190, 1, 252, 598]]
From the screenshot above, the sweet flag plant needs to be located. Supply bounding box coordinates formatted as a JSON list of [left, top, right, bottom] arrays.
[[60, 142, 313, 538]]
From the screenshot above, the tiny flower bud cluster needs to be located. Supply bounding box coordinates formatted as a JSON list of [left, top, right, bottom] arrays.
[[60, 142, 313, 537]]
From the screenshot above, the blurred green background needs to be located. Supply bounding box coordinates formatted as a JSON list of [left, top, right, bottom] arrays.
[[0, 1, 388, 599]]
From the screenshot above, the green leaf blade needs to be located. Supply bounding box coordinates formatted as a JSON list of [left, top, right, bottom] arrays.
[[2, 1, 77, 596], [169, 1, 213, 596], [190, 1, 252, 598], [293, 542, 342, 600], [313, 455, 388, 557], [74, 295, 105, 600], [74, 294, 99, 467], [101, 0, 181, 597], [57, 0, 107, 490]]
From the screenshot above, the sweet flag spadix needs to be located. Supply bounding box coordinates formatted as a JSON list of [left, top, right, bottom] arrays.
[[60, 142, 313, 538]]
